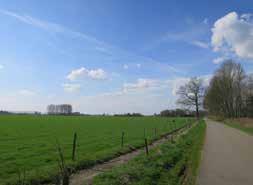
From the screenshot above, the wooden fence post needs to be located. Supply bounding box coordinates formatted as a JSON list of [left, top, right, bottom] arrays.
[[72, 132, 77, 161], [121, 131, 125, 148], [171, 134, 174, 143], [145, 138, 149, 155]]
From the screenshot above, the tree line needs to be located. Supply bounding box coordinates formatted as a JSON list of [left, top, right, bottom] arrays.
[[176, 60, 253, 118], [47, 104, 73, 115], [204, 60, 253, 118], [159, 109, 206, 117]]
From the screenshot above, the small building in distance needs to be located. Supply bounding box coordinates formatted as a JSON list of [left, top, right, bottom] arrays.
[[47, 104, 72, 115]]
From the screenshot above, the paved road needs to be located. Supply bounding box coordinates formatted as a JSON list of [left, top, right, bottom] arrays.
[[197, 119, 253, 185]]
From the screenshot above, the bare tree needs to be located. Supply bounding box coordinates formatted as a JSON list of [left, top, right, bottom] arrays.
[[204, 60, 246, 118], [176, 77, 205, 118], [47, 104, 72, 115]]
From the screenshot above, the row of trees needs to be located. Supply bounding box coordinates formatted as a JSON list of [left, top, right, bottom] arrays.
[[47, 104, 73, 115], [204, 60, 253, 118], [160, 109, 206, 117], [176, 60, 253, 118]]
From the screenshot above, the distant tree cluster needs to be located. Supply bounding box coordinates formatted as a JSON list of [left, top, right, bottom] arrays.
[[47, 104, 72, 115], [159, 109, 206, 117], [0, 111, 41, 115], [204, 60, 253, 118], [114, 113, 143, 117], [0, 110, 12, 115]]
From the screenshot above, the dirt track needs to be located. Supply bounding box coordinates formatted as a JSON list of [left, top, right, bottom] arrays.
[[197, 119, 253, 185], [69, 125, 190, 185]]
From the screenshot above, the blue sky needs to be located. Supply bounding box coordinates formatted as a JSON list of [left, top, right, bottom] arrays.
[[0, 0, 253, 114]]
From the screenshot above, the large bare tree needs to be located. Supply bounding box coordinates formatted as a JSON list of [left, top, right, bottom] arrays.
[[204, 60, 246, 118], [176, 77, 205, 118]]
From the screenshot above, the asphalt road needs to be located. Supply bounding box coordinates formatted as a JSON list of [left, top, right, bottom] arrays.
[[197, 119, 253, 185]]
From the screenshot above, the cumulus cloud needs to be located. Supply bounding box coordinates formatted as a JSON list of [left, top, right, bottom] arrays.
[[67, 67, 107, 81], [212, 12, 253, 59], [123, 79, 159, 92], [63, 83, 81, 93]]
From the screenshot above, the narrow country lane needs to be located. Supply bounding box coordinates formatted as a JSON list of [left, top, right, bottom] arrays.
[[197, 119, 253, 185]]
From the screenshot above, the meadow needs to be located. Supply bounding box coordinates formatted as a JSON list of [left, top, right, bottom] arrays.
[[0, 115, 190, 184]]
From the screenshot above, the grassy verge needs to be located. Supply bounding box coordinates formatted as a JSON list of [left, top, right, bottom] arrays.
[[223, 119, 253, 135], [93, 120, 206, 185]]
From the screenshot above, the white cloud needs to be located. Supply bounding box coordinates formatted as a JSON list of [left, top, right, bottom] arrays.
[[167, 77, 190, 96], [18, 89, 36, 96], [202, 74, 212, 87], [63, 83, 81, 93], [191, 40, 209, 49], [0, 9, 105, 46], [212, 12, 253, 59], [74, 90, 170, 115], [88, 68, 107, 80], [123, 64, 129, 70], [136, 63, 141, 68], [162, 21, 208, 46], [203, 18, 208, 25], [67, 67, 107, 81], [73, 75, 211, 115], [213, 57, 226, 64], [123, 79, 159, 92], [0, 9, 182, 78], [94, 47, 112, 55], [0, 64, 3, 69], [241, 13, 253, 21], [166, 75, 212, 96], [0, 75, 213, 114]]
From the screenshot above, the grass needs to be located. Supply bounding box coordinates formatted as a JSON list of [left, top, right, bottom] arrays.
[[224, 118, 253, 135], [93, 120, 206, 185], [0, 115, 191, 185]]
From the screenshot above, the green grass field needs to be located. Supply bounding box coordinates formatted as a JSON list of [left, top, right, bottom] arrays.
[[0, 115, 190, 184]]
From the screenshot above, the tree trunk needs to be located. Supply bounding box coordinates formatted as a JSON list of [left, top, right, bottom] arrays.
[[195, 95, 199, 119]]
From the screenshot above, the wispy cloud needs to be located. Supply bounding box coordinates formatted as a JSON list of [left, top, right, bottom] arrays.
[[203, 18, 208, 25], [123, 79, 160, 92], [0, 9, 182, 75], [67, 67, 108, 81], [0, 9, 106, 46], [0, 64, 4, 69], [191, 40, 209, 49], [18, 89, 36, 96], [145, 19, 210, 51], [123, 64, 129, 70], [213, 57, 226, 64], [62, 83, 81, 93]]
